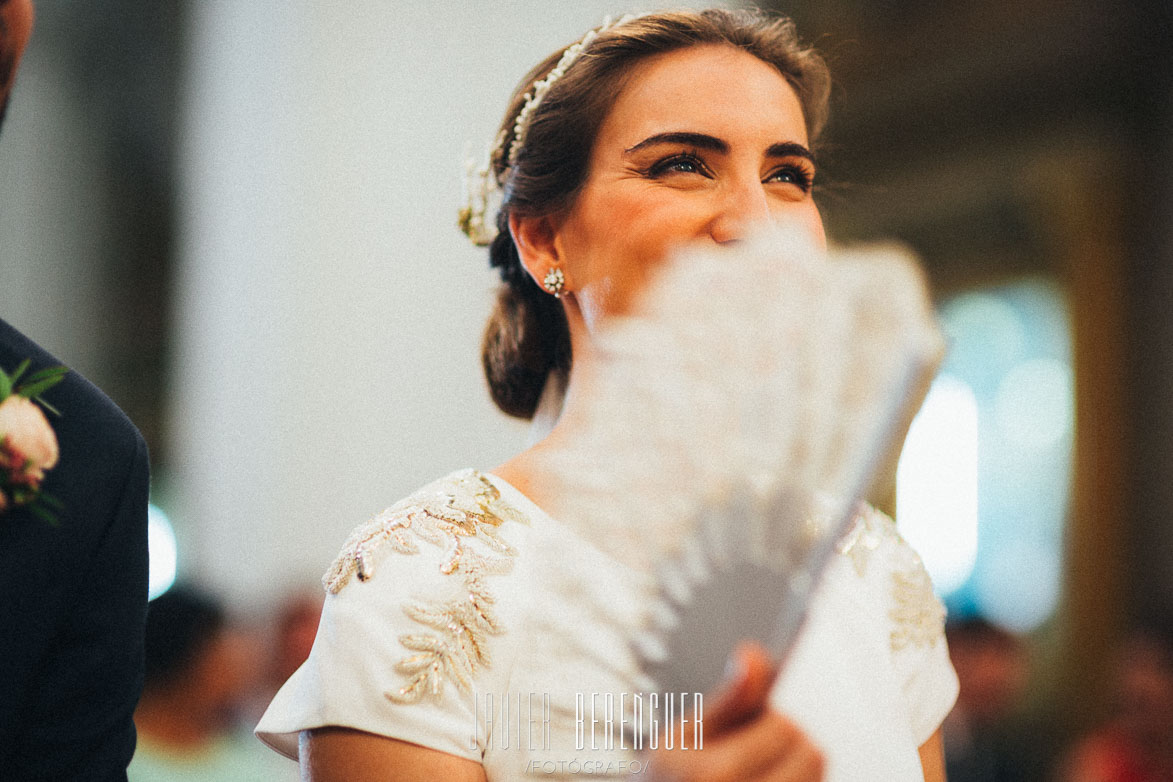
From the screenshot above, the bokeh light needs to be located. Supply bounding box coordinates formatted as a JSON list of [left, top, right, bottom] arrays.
[[897, 375, 980, 595], [147, 503, 178, 600], [994, 358, 1073, 453], [899, 278, 1072, 632]]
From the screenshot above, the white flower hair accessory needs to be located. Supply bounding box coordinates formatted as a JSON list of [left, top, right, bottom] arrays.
[[458, 14, 636, 247], [457, 132, 506, 247]]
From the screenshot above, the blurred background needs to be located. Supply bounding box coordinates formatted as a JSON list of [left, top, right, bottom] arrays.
[[1, 0, 1170, 778]]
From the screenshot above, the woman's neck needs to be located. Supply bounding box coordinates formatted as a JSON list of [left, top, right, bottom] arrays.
[[525, 369, 567, 447], [495, 295, 598, 509]]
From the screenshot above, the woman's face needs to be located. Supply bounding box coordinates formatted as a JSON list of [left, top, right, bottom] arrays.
[[551, 44, 825, 327]]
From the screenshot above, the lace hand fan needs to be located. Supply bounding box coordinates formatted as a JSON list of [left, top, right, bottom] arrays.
[[526, 225, 943, 701]]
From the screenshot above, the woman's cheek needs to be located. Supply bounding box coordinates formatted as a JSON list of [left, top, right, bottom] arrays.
[[575, 259, 664, 328], [799, 204, 827, 251]]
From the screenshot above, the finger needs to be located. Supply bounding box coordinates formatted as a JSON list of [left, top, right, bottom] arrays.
[[764, 729, 825, 782], [728, 710, 810, 778], [638, 710, 821, 782], [703, 642, 780, 735], [669, 710, 804, 782], [712, 712, 824, 782]]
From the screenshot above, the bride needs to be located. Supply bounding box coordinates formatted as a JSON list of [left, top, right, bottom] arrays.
[[257, 9, 958, 781]]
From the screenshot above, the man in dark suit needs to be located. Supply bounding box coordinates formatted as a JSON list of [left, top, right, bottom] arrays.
[[0, 1, 151, 778]]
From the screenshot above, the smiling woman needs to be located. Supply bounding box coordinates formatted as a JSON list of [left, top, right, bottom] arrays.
[[255, 9, 957, 782], [527, 44, 826, 330], [479, 12, 829, 420]]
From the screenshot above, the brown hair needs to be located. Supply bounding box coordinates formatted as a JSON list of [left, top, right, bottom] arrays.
[[481, 8, 831, 418]]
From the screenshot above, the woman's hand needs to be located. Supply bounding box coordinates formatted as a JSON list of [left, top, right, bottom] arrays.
[[638, 643, 825, 782]]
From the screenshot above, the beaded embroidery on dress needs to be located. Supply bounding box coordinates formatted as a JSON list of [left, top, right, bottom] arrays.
[[323, 469, 529, 703], [837, 504, 947, 652]]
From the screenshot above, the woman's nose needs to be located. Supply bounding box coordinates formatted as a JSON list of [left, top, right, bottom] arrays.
[[707, 180, 773, 245]]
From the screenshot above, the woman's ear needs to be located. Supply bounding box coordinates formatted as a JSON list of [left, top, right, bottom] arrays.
[[509, 212, 564, 290]]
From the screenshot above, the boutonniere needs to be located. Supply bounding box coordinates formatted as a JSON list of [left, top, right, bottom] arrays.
[[0, 360, 68, 522]]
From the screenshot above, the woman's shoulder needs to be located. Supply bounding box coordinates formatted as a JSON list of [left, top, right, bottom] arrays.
[[322, 468, 532, 597], [256, 470, 538, 761], [832, 503, 947, 655], [319, 469, 536, 704], [827, 502, 959, 744]]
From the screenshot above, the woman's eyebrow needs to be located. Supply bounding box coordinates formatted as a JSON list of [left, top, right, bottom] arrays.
[[766, 141, 817, 166], [624, 133, 817, 166], [624, 132, 727, 155]]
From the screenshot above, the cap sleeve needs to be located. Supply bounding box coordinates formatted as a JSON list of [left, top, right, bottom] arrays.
[[839, 504, 959, 746], [255, 470, 530, 763]]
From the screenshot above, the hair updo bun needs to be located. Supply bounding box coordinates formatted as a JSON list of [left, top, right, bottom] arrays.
[[480, 8, 830, 419]]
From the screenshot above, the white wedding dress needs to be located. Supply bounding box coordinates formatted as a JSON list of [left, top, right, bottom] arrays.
[[256, 468, 958, 781]]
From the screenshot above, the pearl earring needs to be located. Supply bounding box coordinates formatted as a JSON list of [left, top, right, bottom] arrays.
[[543, 267, 565, 298]]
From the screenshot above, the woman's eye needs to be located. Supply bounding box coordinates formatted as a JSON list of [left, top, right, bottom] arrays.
[[648, 154, 707, 177], [766, 165, 814, 192]]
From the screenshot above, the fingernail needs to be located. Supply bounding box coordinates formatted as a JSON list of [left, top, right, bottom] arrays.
[[722, 651, 744, 685]]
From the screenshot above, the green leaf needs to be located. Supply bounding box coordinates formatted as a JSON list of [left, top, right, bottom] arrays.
[[29, 503, 60, 527], [36, 398, 62, 418], [0, 370, 10, 401], [40, 492, 64, 510], [23, 366, 68, 386], [17, 376, 66, 400], [8, 359, 30, 386]]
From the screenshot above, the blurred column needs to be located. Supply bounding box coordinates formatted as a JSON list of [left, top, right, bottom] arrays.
[[0, 19, 108, 380], [169, 1, 714, 611], [1129, 42, 1173, 625]]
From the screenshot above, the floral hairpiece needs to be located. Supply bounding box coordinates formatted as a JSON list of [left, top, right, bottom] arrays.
[[457, 131, 506, 247], [0, 360, 67, 522], [458, 15, 635, 247]]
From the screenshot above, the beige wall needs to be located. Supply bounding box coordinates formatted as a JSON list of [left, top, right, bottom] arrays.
[[169, 1, 721, 612]]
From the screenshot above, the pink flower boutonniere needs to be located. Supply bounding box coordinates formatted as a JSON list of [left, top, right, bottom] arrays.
[[0, 360, 68, 522]]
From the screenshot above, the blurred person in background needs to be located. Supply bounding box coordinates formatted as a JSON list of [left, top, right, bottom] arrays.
[[942, 617, 1034, 782], [1, 0, 151, 778], [268, 592, 323, 691], [238, 591, 324, 726], [129, 585, 292, 782], [1058, 629, 1173, 782]]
